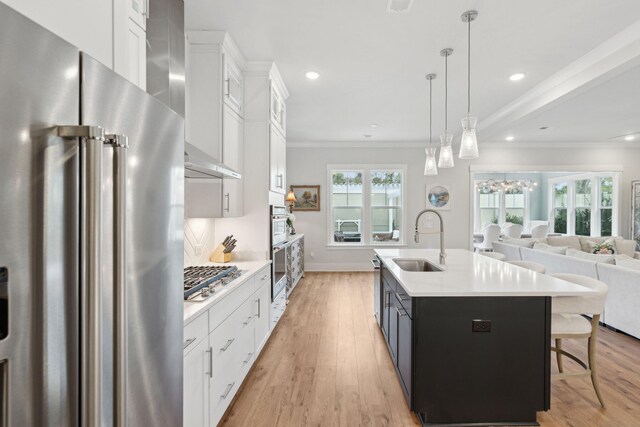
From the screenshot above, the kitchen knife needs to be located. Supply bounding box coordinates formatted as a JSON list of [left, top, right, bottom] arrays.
[[225, 244, 236, 253], [223, 235, 232, 246]]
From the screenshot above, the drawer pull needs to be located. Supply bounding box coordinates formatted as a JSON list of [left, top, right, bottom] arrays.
[[206, 347, 213, 378], [220, 338, 235, 351], [261, 274, 269, 281], [183, 337, 197, 349], [243, 353, 253, 364], [221, 382, 235, 399], [243, 315, 253, 325], [396, 306, 408, 317], [256, 298, 261, 318]]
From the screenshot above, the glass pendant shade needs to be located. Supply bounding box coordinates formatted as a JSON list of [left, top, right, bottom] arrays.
[[438, 132, 455, 168], [424, 147, 438, 175], [459, 115, 479, 159]]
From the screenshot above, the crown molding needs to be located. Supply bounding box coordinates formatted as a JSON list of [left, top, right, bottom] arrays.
[[287, 140, 640, 149]]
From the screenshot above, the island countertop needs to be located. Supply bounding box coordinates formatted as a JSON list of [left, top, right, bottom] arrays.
[[374, 248, 595, 297]]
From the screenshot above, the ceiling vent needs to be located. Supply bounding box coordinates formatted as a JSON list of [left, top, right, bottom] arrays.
[[386, 0, 415, 13]]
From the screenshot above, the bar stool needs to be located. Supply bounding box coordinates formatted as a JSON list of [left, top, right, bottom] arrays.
[[550, 273, 608, 407], [480, 252, 506, 261], [473, 224, 501, 252], [507, 260, 546, 274]]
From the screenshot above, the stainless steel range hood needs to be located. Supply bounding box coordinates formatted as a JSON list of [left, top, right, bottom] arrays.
[[184, 141, 241, 179]]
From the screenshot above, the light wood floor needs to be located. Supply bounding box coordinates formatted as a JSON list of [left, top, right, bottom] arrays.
[[220, 272, 640, 427]]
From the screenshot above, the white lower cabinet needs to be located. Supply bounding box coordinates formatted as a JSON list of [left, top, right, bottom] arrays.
[[184, 266, 273, 427], [184, 336, 209, 427]]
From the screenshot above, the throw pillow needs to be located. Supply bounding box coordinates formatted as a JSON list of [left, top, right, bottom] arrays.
[[546, 235, 581, 251], [566, 248, 615, 264], [533, 242, 568, 255], [614, 239, 637, 257], [588, 238, 616, 255], [503, 238, 535, 248]]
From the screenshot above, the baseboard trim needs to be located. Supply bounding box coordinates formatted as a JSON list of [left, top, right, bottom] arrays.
[[305, 262, 372, 272]]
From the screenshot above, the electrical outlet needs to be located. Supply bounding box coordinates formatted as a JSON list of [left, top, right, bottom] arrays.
[[194, 244, 204, 257], [472, 319, 491, 332]]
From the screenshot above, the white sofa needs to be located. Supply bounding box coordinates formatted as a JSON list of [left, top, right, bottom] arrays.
[[493, 237, 640, 339]]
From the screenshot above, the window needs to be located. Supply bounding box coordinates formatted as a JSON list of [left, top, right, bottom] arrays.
[[474, 182, 531, 232], [549, 173, 618, 236], [328, 165, 405, 246], [553, 182, 568, 234]]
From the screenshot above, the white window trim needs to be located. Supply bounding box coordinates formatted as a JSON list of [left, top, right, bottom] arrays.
[[326, 164, 407, 247], [473, 180, 531, 233], [548, 172, 619, 236]]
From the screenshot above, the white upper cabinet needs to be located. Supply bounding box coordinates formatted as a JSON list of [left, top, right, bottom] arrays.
[[223, 54, 244, 117], [269, 125, 286, 194], [270, 83, 286, 137], [3, 0, 148, 90], [222, 105, 244, 217], [186, 31, 246, 161], [128, 0, 148, 30], [2, 0, 114, 68]]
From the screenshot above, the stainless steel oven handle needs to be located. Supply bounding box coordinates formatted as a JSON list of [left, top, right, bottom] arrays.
[[57, 125, 105, 427]]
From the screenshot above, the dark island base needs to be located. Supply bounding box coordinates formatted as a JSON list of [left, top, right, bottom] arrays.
[[419, 415, 540, 426]]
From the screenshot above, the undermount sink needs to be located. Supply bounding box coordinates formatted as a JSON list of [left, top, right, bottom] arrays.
[[393, 258, 443, 272]]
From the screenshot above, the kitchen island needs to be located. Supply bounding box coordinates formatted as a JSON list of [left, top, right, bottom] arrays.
[[374, 248, 595, 426]]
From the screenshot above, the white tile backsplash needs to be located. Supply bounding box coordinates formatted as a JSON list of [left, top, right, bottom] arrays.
[[184, 218, 218, 266]]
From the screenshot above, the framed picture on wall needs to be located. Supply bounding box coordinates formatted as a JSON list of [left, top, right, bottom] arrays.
[[426, 183, 452, 211], [291, 185, 321, 211], [632, 181, 640, 250]]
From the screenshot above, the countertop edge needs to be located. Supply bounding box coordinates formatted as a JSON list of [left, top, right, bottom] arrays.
[[183, 260, 272, 325]]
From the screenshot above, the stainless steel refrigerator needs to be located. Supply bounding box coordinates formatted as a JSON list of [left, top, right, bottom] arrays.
[[0, 3, 184, 426]]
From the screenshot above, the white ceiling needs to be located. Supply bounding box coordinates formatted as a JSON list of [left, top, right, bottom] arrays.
[[186, 0, 640, 144]]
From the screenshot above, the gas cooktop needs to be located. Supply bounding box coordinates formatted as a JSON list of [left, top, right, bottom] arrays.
[[184, 265, 240, 301]]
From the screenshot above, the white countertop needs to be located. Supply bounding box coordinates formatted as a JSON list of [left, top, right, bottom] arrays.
[[375, 248, 596, 297], [183, 259, 271, 324]]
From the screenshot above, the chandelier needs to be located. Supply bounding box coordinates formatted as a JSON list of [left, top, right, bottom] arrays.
[[476, 179, 538, 193]]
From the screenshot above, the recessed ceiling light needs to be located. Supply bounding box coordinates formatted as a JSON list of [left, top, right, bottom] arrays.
[[364, 134, 372, 138], [539, 126, 550, 130], [625, 135, 635, 141], [305, 71, 319, 80], [370, 123, 379, 128], [509, 73, 525, 81], [505, 136, 515, 141]]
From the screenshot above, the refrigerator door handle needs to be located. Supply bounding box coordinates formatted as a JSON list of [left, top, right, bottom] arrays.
[[57, 125, 106, 427], [105, 134, 129, 427]]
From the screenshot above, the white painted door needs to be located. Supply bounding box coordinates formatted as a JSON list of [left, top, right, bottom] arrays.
[[276, 130, 287, 194], [222, 105, 244, 217], [183, 337, 209, 427], [223, 53, 244, 117], [269, 125, 280, 193]]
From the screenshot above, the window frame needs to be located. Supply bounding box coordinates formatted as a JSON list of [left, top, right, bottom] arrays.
[[548, 173, 619, 236], [327, 164, 407, 247]]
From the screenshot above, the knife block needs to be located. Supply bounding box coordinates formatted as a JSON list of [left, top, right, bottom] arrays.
[[209, 244, 234, 263]]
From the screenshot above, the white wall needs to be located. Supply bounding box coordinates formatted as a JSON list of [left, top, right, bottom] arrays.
[[287, 143, 640, 271]]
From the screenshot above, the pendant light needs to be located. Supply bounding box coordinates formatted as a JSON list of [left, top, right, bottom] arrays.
[[459, 10, 480, 159], [424, 73, 438, 175], [438, 48, 454, 168]]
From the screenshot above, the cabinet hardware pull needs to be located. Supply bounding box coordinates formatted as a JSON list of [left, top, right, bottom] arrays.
[[183, 337, 197, 349], [384, 291, 390, 308], [396, 307, 408, 317], [256, 298, 261, 318], [206, 347, 213, 378], [243, 316, 253, 325], [220, 338, 235, 351], [225, 78, 230, 97], [221, 383, 235, 399], [261, 274, 269, 281], [243, 353, 253, 364], [225, 193, 230, 212], [398, 295, 410, 302]]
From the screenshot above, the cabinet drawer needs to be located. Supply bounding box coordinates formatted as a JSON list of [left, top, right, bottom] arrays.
[[396, 289, 413, 318], [209, 355, 241, 427], [210, 297, 255, 380], [183, 311, 209, 356], [209, 276, 254, 332], [253, 265, 271, 293]]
